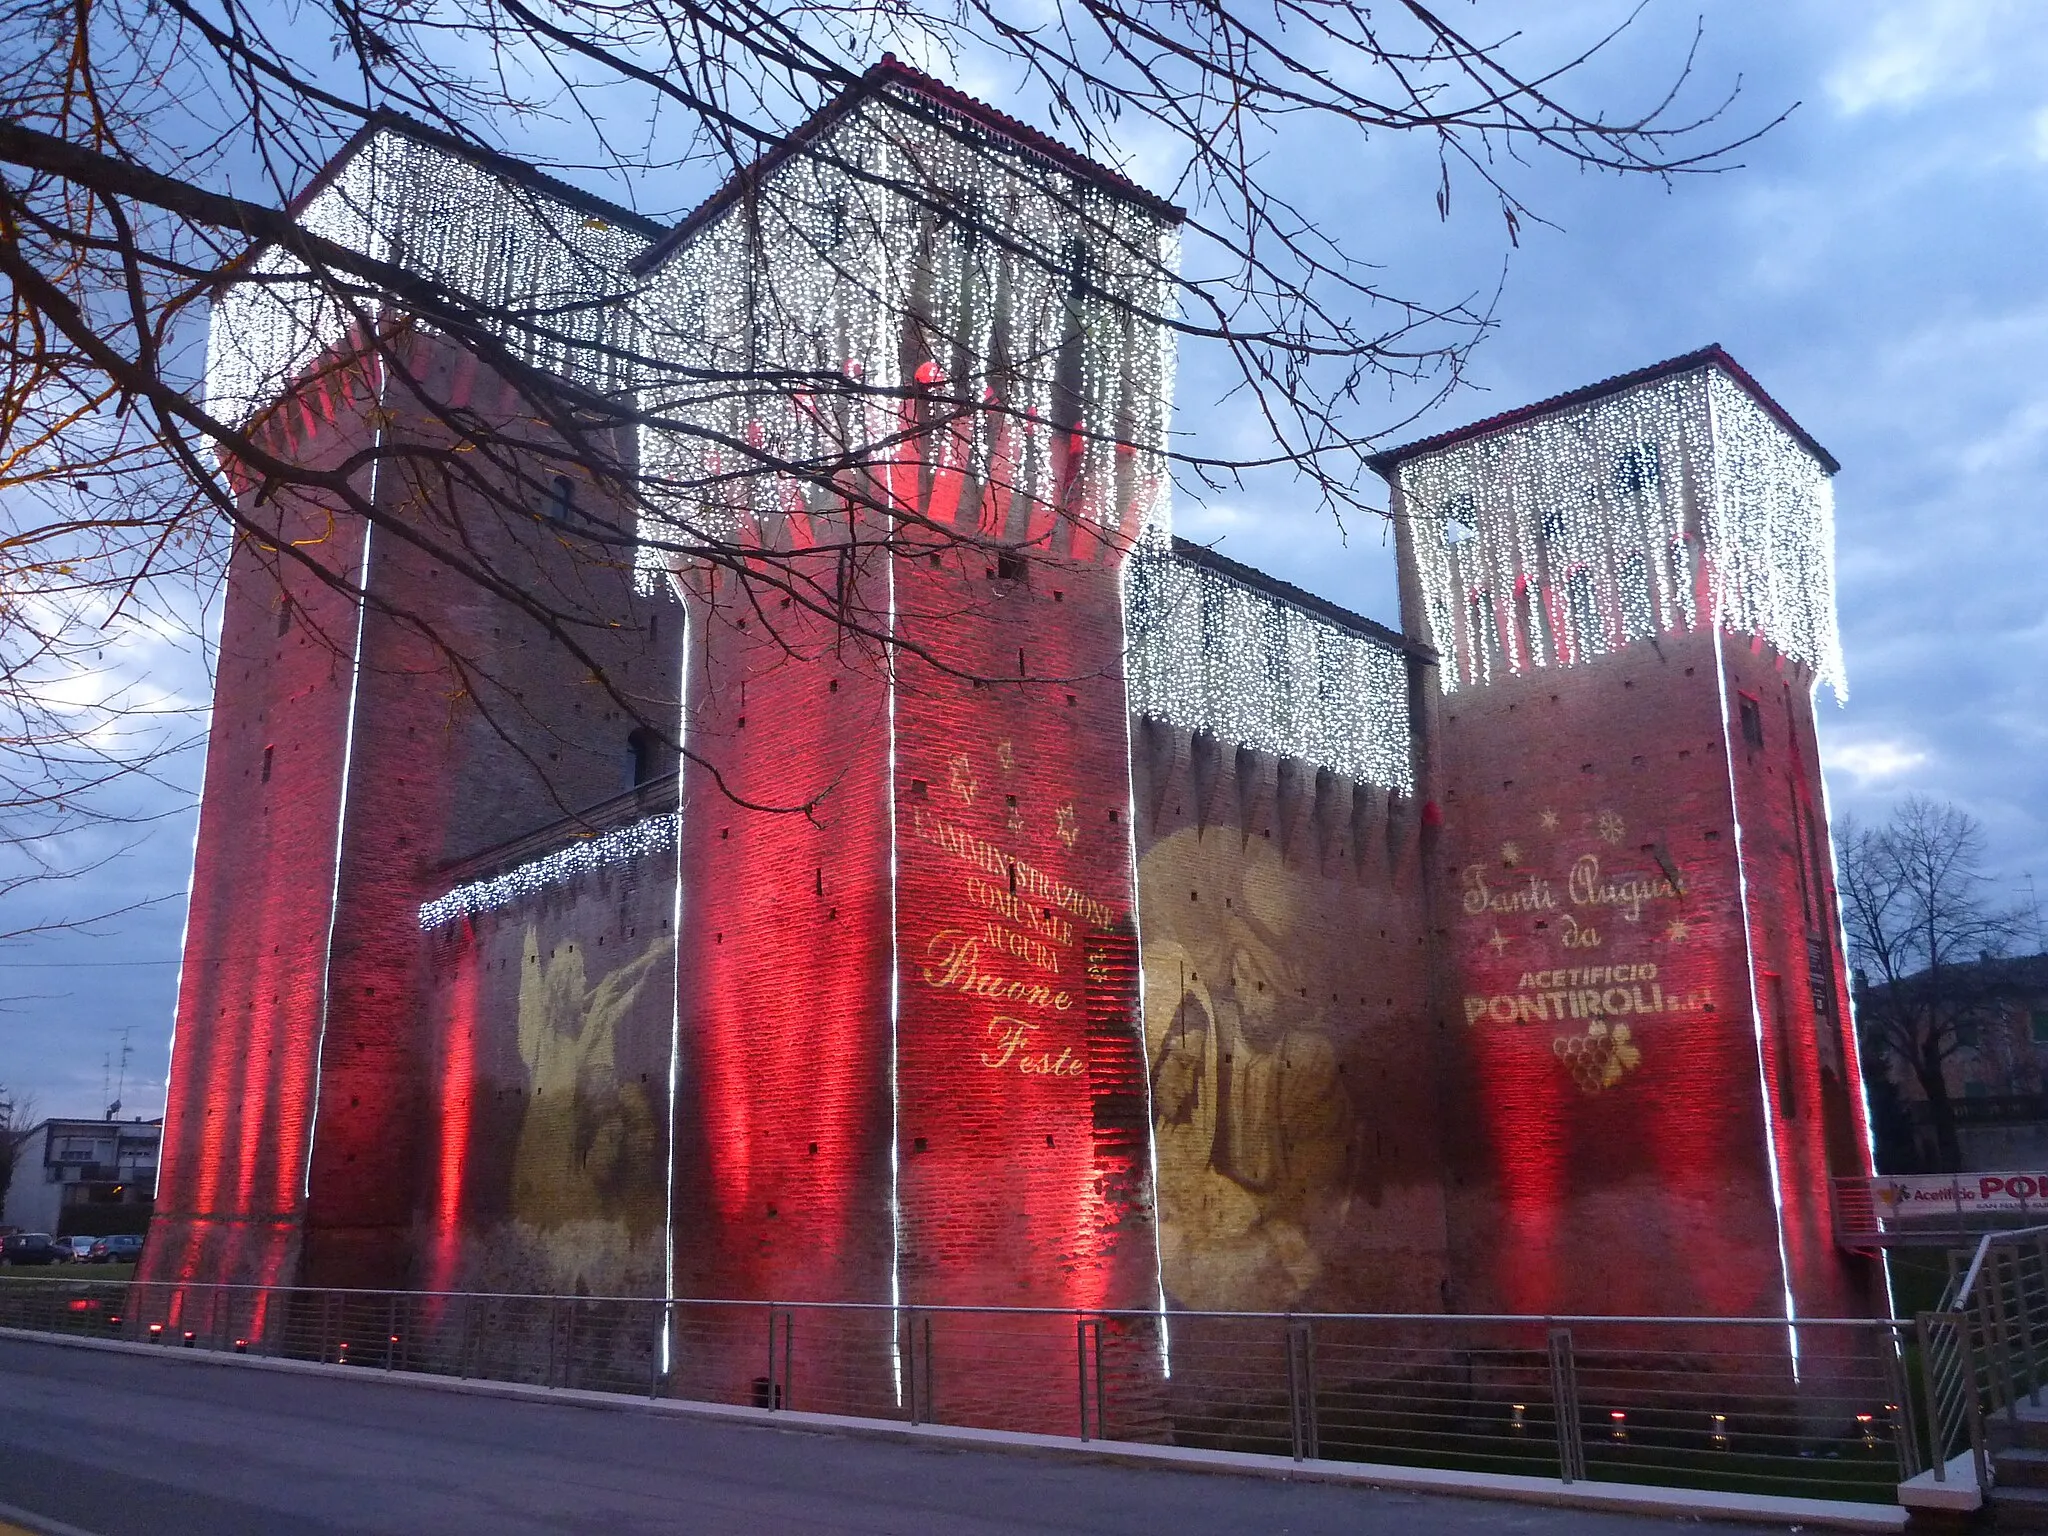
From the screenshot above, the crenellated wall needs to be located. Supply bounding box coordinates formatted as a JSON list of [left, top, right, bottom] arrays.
[[1130, 718, 1446, 1316]]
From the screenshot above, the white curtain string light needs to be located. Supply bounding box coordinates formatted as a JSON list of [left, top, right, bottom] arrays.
[[1394, 365, 1845, 698], [418, 813, 679, 930], [206, 129, 652, 428], [631, 87, 1180, 581], [1123, 533, 1415, 791]]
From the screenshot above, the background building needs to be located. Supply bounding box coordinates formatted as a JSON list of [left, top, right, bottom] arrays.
[[2, 1118, 159, 1237]]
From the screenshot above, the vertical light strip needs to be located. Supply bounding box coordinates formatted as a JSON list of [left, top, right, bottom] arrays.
[[1116, 557, 1172, 1377], [155, 592, 227, 1203], [885, 534, 905, 1406], [1712, 628, 1800, 1372], [303, 360, 385, 1202], [662, 593, 692, 1373], [1811, 704, 1900, 1319]]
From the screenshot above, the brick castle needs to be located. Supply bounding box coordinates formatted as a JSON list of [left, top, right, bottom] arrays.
[[148, 61, 1883, 1387]]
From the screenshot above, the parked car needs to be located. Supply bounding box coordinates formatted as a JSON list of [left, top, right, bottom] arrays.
[[88, 1234, 144, 1264], [0, 1233, 64, 1265], [59, 1237, 96, 1262]]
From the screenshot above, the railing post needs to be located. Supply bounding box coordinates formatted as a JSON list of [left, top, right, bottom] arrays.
[[545, 1295, 559, 1389], [921, 1313, 933, 1426], [649, 1300, 665, 1400], [1076, 1318, 1102, 1441], [1916, 1312, 1947, 1482], [1286, 1320, 1319, 1463], [1547, 1326, 1584, 1485], [904, 1308, 919, 1425], [762, 1306, 789, 1412], [1981, 1256, 2020, 1428], [562, 1297, 577, 1392], [2032, 1236, 2048, 1407], [1881, 1322, 1921, 1482]]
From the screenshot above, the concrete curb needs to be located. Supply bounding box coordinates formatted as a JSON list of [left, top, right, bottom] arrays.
[[0, 1494, 108, 1536], [0, 1326, 1908, 1531]]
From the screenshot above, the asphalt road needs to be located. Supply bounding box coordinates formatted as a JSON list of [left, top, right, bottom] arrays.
[[0, 1335, 1778, 1535]]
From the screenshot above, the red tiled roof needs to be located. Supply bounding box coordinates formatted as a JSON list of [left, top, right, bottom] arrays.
[[632, 54, 1184, 273], [1365, 345, 1840, 477]]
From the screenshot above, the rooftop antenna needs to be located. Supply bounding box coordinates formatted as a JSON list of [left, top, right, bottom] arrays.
[[2025, 873, 2045, 956], [102, 1049, 112, 1121], [109, 1026, 133, 1120]]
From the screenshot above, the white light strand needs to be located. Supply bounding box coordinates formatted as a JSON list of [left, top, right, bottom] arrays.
[[418, 813, 679, 930], [206, 130, 651, 429], [1395, 366, 1845, 698], [1123, 536, 1414, 791], [632, 88, 1179, 582]]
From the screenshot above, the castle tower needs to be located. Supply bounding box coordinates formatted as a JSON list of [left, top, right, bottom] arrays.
[[1374, 347, 1878, 1325], [148, 119, 677, 1296]]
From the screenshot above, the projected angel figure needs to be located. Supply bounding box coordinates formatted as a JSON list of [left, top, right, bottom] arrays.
[[1147, 918, 1353, 1310]]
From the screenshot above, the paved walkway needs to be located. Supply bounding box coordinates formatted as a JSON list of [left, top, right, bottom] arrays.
[[0, 1335, 1784, 1535]]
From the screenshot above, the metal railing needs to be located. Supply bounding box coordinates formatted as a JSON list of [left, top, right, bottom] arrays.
[[0, 1278, 1931, 1504], [1917, 1223, 2048, 1487]]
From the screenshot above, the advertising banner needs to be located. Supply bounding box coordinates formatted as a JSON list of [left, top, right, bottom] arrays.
[[1872, 1173, 2048, 1219]]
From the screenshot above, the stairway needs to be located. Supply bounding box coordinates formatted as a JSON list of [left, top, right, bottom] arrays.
[[1992, 1404, 2048, 1528]]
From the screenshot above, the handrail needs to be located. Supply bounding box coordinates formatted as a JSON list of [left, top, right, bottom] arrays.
[[1954, 1224, 2048, 1309]]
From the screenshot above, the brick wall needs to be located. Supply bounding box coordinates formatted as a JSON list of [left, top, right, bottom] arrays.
[[144, 355, 378, 1292], [412, 847, 677, 1300], [1131, 719, 1445, 1315], [1420, 619, 1879, 1322]]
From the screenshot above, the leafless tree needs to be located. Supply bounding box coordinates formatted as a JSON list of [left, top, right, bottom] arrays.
[[1841, 796, 2026, 1171], [0, 1086, 38, 1219], [0, 0, 1784, 822]]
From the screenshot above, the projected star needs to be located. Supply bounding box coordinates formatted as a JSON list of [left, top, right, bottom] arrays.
[[1055, 802, 1079, 848], [996, 739, 1016, 770], [1487, 928, 1510, 956], [1501, 840, 1522, 867], [1666, 917, 1691, 943], [1539, 809, 1560, 833], [1598, 810, 1625, 844], [949, 753, 976, 805]]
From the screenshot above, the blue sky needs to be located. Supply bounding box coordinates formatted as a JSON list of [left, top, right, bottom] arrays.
[[6, 0, 2046, 1119]]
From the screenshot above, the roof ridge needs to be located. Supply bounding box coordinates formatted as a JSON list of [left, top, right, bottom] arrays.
[[287, 108, 669, 243], [1366, 345, 1840, 477], [633, 54, 1182, 273], [1167, 536, 1432, 661]]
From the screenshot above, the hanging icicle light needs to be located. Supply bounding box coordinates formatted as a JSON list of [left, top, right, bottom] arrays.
[[206, 129, 653, 429], [418, 813, 679, 930], [1393, 364, 1845, 698], [630, 85, 1180, 584], [1123, 534, 1414, 791]]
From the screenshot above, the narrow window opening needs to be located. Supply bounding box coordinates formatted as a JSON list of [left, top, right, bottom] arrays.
[[276, 595, 293, 638], [261, 745, 274, 783], [1738, 693, 1765, 751], [626, 728, 656, 789]]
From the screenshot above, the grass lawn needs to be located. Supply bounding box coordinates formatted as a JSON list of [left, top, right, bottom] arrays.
[[0, 1263, 135, 1282]]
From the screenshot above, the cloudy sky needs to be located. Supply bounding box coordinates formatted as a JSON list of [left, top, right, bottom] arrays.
[[5, 0, 2045, 1120]]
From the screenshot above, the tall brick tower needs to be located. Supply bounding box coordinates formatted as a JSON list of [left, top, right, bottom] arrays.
[[1374, 348, 1879, 1326], [147, 119, 678, 1295], [631, 61, 1182, 1428]]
